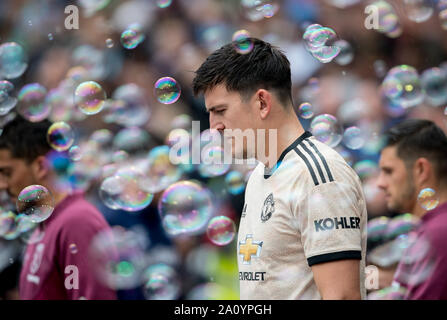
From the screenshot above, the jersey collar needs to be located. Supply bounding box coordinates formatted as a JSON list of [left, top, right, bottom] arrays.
[[264, 130, 313, 179]]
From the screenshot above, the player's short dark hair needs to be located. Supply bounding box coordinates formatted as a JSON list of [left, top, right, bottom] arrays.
[[0, 115, 52, 163], [383, 119, 447, 185], [192, 38, 293, 107]]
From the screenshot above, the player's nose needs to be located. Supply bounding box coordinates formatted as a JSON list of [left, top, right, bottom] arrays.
[[376, 173, 387, 191], [209, 115, 225, 132]]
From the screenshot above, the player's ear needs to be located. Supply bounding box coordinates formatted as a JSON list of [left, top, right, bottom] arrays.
[[31, 155, 50, 181], [256, 89, 272, 120]]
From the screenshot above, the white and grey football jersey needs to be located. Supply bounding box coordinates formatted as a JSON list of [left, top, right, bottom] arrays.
[[237, 131, 367, 300]]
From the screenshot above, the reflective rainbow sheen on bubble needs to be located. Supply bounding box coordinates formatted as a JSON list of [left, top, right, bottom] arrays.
[[74, 81, 106, 115], [303, 24, 340, 63], [17, 83, 50, 122], [0, 211, 17, 237], [143, 263, 180, 300], [382, 65, 423, 108], [100, 167, 154, 212], [15, 213, 36, 234], [343, 126, 365, 150], [106, 38, 114, 48], [16, 185, 54, 223], [158, 180, 213, 237], [139, 145, 183, 194], [224, 171, 245, 195], [157, 0, 172, 8], [417, 188, 439, 211], [154, 77, 181, 104], [298, 102, 314, 119], [0, 80, 17, 115], [68, 145, 82, 161], [261, 3, 279, 18], [120, 24, 145, 50], [420, 67, 447, 107], [403, 0, 434, 23], [199, 146, 231, 178], [112, 150, 129, 163], [47, 121, 75, 152], [232, 30, 254, 54], [206, 216, 236, 246], [310, 114, 343, 147], [0, 42, 28, 79]]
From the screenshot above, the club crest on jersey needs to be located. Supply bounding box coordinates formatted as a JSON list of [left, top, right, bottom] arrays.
[[260, 193, 275, 222]]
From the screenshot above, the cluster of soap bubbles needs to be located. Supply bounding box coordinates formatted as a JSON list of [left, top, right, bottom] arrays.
[[382, 64, 447, 109], [241, 0, 280, 21], [100, 167, 154, 212], [0, 185, 54, 243], [302, 24, 341, 63], [368, 0, 402, 38]]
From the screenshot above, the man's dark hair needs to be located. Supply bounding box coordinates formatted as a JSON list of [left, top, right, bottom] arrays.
[[0, 115, 52, 163], [384, 119, 447, 185], [192, 38, 293, 107]]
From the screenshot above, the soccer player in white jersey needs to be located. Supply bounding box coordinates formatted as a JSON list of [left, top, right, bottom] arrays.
[[192, 38, 367, 300]]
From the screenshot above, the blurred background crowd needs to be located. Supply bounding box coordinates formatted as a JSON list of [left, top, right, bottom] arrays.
[[0, 0, 446, 300]]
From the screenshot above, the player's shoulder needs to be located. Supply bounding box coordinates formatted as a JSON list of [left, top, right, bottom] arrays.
[[292, 135, 360, 186], [57, 194, 108, 230]]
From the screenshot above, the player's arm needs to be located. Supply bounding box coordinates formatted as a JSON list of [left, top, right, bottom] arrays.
[[311, 259, 361, 300], [293, 175, 365, 300]]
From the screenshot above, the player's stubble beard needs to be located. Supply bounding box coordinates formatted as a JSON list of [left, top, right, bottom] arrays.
[[389, 171, 416, 214]]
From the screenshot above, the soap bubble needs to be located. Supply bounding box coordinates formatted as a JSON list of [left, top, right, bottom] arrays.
[[47, 122, 75, 152], [403, 0, 434, 23], [382, 65, 424, 108], [0, 42, 28, 79], [139, 145, 183, 194], [16, 185, 54, 223], [17, 83, 50, 122], [157, 0, 173, 8], [74, 81, 106, 115], [343, 126, 366, 150], [120, 24, 145, 49], [298, 102, 314, 119], [99, 167, 154, 212], [310, 114, 343, 147], [143, 263, 180, 300], [0, 80, 17, 115], [417, 188, 439, 211], [232, 30, 254, 54], [158, 181, 213, 237], [154, 77, 181, 104], [206, 216, 236, 246], [420, 67, 447, 107], [225, 171, 245, 195]]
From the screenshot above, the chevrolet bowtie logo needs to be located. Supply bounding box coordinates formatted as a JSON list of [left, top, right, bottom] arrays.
[[239, 234, 263, 265]]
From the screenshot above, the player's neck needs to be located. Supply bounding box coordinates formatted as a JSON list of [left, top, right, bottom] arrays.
[[262, 114, 305, 169]]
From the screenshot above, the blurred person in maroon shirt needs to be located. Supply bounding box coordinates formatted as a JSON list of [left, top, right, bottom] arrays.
[[0, 116, 116, 300], [377, 119, 447, 299]]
